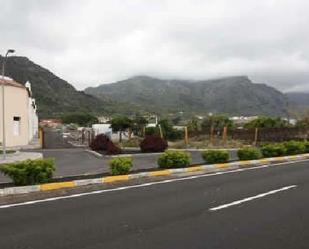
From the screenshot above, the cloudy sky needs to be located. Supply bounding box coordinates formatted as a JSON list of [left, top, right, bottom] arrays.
[[1, 0, 309, 92]]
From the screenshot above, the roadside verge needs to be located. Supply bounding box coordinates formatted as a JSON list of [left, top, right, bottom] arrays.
[[1, 153, 309, 197]]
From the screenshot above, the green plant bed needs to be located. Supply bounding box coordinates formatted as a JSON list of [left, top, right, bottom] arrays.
[[202, 150, 229, 164], [0, 158, 55, 186], [283, 141, 306, 155], [109, 157, 133, 175], [261, 143, 287, 158], [158, 150, 191, 169], [0, 150, 16, 154], [304, 141, 309, 153], [237, 147, 262, 161]]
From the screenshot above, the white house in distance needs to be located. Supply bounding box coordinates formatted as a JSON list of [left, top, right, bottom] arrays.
[[0, 77, 38, 147]]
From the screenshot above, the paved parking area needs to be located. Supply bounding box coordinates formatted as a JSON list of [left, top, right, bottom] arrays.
[[0, 148, 237, 184]]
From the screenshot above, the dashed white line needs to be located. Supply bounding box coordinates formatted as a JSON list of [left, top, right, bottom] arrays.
[[209, 185, 297, 211]]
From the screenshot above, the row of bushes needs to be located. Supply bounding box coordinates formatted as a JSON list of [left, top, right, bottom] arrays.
[[2, 141, 308, 185], [109, 151, 191, 175], [90, 134, 168, 155], [261, 141, 309, 157], [109, 141, 309, 174]]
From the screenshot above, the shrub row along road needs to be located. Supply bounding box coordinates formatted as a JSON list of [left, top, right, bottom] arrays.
[[1, 160, 309, 248], [0, 148, 238, 183]]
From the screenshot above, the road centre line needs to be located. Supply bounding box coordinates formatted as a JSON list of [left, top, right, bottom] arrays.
[[209, 185, 297, 211], [0, 159, 308, 209]]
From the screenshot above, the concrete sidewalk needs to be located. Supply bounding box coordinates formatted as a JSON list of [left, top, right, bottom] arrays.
[[0, 151, 42, 165]]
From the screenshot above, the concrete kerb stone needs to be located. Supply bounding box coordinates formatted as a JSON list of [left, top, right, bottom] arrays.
[[0, 153, 309, 197], [74, 178, 102, 186], [84, 149, 103, 158], [0, 185, 40, 197]]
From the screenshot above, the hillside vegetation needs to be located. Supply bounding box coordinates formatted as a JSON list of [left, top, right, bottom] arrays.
[[86, 75, 288, 116], [1, 56, 137, 118]]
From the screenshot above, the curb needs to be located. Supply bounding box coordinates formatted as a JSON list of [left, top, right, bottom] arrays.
[[1, 153, 309, 197], [85, 149, 103, 158]]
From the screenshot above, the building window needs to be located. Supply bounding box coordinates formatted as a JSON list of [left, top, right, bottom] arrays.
[[13, 116, 21, 136]]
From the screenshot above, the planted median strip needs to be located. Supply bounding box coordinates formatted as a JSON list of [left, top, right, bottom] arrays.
[[0, 141, 309, 197]]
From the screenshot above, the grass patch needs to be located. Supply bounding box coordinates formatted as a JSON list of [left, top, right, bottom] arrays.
[[0, 150, 16, 154]]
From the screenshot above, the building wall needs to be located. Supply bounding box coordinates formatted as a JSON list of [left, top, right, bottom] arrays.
[[0, 85, 30, 147], [28, 98, 39, 141]]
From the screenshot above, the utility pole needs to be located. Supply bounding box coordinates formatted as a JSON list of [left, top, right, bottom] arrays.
[[1, 49, 15, 160]]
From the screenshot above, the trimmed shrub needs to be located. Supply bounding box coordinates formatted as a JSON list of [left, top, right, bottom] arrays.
[[0, 150, 15, 154], [109, 157, 133, 175], [261, 143, 287, 158], [140, 135, 168, 153], [0, 158, 55, 186], [202, 150, 229, 164], [90, 134, 121, 155], [304, 141, 309, 153], [283, 141, 306, 155], [158, 150, 191, 169], [106, 140, 122, 155], [237, 147, 262, 161], [90, 134, 110, 151]]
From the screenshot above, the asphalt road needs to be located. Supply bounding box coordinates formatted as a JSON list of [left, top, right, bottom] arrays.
[[1, 160, 309, 248], [0, 148, 237, 183]]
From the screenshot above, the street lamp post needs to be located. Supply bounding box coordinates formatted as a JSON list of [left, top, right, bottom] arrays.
[[1, 49, 15, 160]]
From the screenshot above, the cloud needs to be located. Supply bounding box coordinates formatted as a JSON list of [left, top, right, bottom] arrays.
[[0, 0, 309, 92]]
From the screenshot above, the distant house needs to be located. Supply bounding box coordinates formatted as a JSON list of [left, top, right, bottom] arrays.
[[39, 119, 62, 128], [97, 116, 111, 123], [0, 77, 38, 147]]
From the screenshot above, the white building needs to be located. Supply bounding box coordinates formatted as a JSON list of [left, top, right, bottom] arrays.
[[0, 77, 38, 147]]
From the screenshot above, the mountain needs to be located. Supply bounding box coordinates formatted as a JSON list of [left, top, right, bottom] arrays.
[[85, 75, 288, 116], [1, 56, 289, 118], [286, 92, 309, 107], [1, 56, 133, 118]]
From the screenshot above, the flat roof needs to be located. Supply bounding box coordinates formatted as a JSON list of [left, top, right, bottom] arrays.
[[0, 78, 25, 89]]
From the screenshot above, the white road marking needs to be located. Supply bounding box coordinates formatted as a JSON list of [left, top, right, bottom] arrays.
[[0, 159, 308, 209], [209, 185, 297, 211]]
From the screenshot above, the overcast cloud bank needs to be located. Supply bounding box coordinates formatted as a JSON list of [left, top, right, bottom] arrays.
[[1, 0, 309, 92]]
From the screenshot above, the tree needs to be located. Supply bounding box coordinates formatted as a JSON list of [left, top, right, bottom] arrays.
[[186, 118, 200, 133], [110, 116, 133, 142], [296, 116, 309, 128], [171, 116, 182, 125], [61, 112, 98, 127], [132, 116, 148, 137], [158, 119, 183, 141], [244, 117, 290, 129], [201, 114, 234, 133]]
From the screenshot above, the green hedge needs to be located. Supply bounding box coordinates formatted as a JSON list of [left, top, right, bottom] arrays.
[[261, 143, 287, 158], [0, 150, 15, 154], [109, 157, 133, 175], [283, 141, 306, 155], [305, 141, 309, 153], [158, 151, 191, 169], [237, 147, 262, 161], [0, 158, 55, 186], [202, 150, 229, 164]]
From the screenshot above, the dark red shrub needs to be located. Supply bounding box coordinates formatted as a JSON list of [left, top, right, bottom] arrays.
[[89, 134, 110, 151], [90, 134, 121, 155], [106, 141, 122, 155], [140, 135, 168, 153]]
